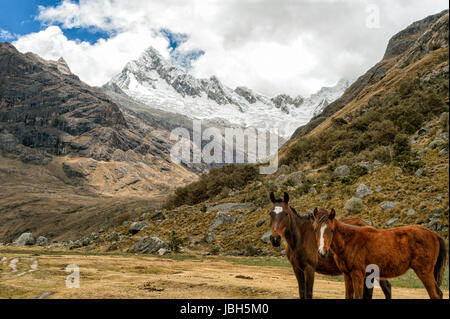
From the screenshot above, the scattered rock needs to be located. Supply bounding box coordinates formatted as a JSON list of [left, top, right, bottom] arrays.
[[82, 237, 91, 246], [209, 212, 235, 231], [375, 186, 383, 192], [355, 184, 372, 198], [344, 197, 363, 213], [386, 218, 399, 227], [205, 233, 216, 243], [256, 218, 267, 227], [68, 240, 82, 250], [13, 233, 36, 246], [158, 248, 168, 256], [428, 218, 442, 232], [129, 221, 149, 234], [261, 230, 272, 244], [333, 165, 350, 177], [207, 203, 256, 213], [406, 209, 415, 216], [380, 201, 398, 211], [36, 236, 49, 246], [274, 174, 286, 186], [129, 237, 166, 254], [109, 232, 119, 241], [283, 171, 303, 186], [415, 168, 425, 177], [358, 161, 373, 171], [106, 243, 119, 251]]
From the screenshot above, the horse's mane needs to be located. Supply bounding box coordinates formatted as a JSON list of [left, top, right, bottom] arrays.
[[290, 206, 313, 221]]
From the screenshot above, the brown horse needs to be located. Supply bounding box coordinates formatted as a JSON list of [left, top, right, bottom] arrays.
[[268, 192, 391, 299], [312, 207, 448, 299]]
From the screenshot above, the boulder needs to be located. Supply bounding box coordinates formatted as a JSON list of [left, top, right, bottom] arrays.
[[355, 184, 372, 198], [256, 218, 267, 227], [380, 201, 398, 211], [129, 237, 167, 254], [129, 221, 149, 234], [333, 165, 350, 177], [106, 243, 119, 251], [207, 203, 256, 213], [284, 171, 303, 186], [109, 232, 119, 241], [274, 174, 287, 186], [386, 218, 399, 227], [13, 233, 35, 246], [415, 168, 424, 177], [158, 248, 168, 256], [261, 230, 272, 244], [344, 197, 363, 213], [209, 212, 235, 231], [36, 236, 49, 246], [68, 240, 82, 250], [205, 233, 216, 243], [82, 237, 91, 246]]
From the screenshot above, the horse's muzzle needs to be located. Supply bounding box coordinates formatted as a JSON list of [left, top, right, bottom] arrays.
[[318, 249, 328, 258], [270, 235, 281, 247]]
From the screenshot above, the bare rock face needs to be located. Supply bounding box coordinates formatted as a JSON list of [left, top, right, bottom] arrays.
[[13, 233, 35, 246], [0, 42, 167, 162], [129, 236, 166, 254]]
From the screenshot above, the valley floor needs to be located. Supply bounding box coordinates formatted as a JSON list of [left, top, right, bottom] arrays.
[[0, 248, 448, 299]]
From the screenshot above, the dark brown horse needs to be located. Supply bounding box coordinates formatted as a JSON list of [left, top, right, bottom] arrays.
[[268, 192, 391, 299], [312, 207, 448, 299]]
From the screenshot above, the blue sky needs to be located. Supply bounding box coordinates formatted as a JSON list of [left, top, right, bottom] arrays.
[[0, 0, 110, 44]]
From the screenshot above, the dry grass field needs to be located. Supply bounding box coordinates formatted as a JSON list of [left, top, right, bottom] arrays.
[[0, 247, 448, 299]]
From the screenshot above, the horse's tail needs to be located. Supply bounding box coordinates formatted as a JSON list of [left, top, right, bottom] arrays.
[[434, 236, 448, 287]]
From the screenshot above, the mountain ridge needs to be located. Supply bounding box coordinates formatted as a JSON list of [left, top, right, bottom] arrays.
[[108, 46, 352, 139]]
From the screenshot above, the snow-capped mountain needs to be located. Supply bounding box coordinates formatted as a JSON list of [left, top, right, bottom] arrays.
[[109, 47, 352, 139]]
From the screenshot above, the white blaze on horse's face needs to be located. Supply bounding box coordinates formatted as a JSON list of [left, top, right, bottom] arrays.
[[273, 206, 283, 215], [318, 224, 327, 255]]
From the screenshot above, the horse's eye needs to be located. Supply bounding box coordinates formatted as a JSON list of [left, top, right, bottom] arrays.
[[285, 213, 288, 216]]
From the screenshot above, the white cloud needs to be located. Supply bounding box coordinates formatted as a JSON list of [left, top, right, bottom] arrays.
[[13, 26, 170, 87], [12, 0, 450, 96], [0, 29, 16, 41]]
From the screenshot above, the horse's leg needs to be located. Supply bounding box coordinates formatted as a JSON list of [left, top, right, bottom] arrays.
[[379, 280, 392, 299], [304, 266, 315, 299], [351, 271, 365, 299], [343, 274, 354, 299], [293, 268, 306, 299], [414, 269, 443, 299], [362, 276, 374, 299]]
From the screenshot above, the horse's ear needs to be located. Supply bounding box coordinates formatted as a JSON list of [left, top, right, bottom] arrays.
[[329, 208, 336, 220], [270, 192, 276, 203], [313, 207, 319, 219], [283, 192, 289, 204]]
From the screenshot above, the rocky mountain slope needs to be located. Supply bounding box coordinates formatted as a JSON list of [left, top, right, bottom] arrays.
[[289, 9, 449, 141], [0, 42, 198, 242], [108, 47, 351, 139]]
